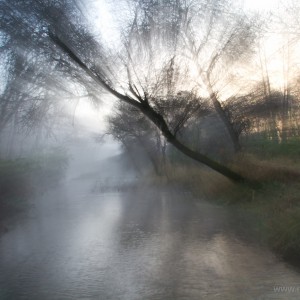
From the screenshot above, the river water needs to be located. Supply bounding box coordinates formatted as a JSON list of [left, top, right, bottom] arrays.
[[1, 173, 300, 299]]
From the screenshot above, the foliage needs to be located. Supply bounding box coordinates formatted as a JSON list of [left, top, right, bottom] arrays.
[[243, 137, 300, 159], [0, 148, 69, 215], [268, 207, 300, 261]]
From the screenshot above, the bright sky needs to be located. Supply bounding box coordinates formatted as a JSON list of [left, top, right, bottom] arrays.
[[89, 0, 120, 45], [244, 0, 280, 11]]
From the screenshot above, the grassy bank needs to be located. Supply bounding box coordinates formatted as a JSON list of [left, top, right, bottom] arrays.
[[162, 153, 300, 264], [0, 148, 69, 220]]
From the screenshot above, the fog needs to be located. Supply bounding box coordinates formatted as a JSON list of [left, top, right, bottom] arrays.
[[1, 0, 300, 298]]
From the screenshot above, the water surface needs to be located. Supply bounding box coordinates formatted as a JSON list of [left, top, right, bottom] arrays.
[[1, 176, 300, 299]]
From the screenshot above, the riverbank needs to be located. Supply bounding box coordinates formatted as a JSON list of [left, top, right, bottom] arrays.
[[0, 148, 69, 225], [152, 154, 300, 266]]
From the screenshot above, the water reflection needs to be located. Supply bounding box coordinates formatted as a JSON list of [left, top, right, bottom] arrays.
[[0, 179, 300, 299]]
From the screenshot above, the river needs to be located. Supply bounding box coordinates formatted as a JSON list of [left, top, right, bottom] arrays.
[[1, 168, 300, 299]]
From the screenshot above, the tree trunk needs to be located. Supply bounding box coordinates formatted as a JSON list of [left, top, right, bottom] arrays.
[[205, 81, 241, 153], [140, 103, 244, 182], [168, 135, 244, 181]]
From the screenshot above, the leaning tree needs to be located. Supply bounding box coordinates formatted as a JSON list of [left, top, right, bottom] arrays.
[[107, 91, 208, 175], [0, 0, 255, 181]]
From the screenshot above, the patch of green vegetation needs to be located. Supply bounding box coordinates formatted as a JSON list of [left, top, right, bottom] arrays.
[[243, 135, 300, 159], [246, 182, 300, 261], [205, 170, 300, 262], [0, 147, 69, 217]]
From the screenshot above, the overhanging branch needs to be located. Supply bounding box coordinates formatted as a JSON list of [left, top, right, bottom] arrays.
[[49, 31, 141, 109]]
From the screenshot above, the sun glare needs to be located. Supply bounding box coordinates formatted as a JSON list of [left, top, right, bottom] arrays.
[[90, 0, 120, 45]]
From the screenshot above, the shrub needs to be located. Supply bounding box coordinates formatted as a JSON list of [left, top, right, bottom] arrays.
[[0, 147, 69, 216]]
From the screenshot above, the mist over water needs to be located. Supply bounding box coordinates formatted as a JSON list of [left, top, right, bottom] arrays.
[[66, 136, 121, 179], [1, 142, 300, 300]]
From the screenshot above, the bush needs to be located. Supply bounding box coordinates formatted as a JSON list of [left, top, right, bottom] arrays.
[[0, 147, 69, 216], [268, 208, 300, 261]]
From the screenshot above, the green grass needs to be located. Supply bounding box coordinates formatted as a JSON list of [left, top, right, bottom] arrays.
[[242, 136, 300, 159]]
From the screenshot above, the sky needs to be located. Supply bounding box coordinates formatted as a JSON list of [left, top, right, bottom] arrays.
[[73, 0, 285, 130], [244, 0, 280, 11]]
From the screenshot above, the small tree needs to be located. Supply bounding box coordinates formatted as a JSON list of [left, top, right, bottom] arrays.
[[108, 102, 164, 175], [108, 91, 207, 174]]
